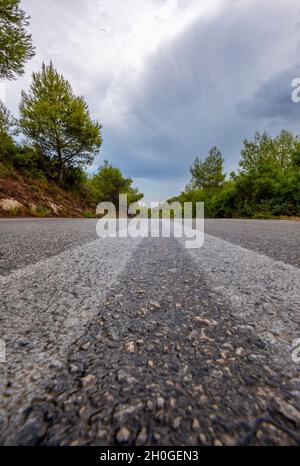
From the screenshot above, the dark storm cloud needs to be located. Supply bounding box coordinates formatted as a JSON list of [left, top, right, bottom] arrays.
[[96, 0, 300, 188], [238, 64, 300, 121]]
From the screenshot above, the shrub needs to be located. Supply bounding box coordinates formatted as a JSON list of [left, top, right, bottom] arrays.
[[35, 205, 52, 217]]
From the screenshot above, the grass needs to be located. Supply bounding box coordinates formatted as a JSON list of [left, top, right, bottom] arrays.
[[83, 210, 95, 218], [35, 205, 52, 217], [0, 161, 15, 178], [9, 206, 20, 216], [30, 184, 41, 192]]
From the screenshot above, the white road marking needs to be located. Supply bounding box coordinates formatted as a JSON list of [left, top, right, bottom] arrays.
[[0, 237, 142, 362], [183, 233, 300, 349]]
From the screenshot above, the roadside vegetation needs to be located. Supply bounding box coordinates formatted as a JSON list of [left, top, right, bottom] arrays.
[[171, 131, 300, 218], [0, 0, 142, 217]]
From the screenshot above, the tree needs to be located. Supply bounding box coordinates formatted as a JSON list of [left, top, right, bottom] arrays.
[[0, 100, 15, 135], [89, 160, 143, 210], [235, 130, 300, 216], [189, 146, 225, 190], [0, 100, 17, 158], [0, 0, 35, 80], [239, 130, 299, 174], [19, 62, 102, 183]]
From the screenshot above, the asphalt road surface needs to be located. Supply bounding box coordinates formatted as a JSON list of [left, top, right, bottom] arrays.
[[0, 218, 299, 445]]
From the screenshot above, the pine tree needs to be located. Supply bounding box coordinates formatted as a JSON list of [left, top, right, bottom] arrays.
[[19, 62, 102, 183], [0, 0, 35, 80], [189, 147, 225, 189]]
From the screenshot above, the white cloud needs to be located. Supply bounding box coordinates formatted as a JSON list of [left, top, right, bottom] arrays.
[[0, 83, 6, 103], [8, 0, 223, 120]]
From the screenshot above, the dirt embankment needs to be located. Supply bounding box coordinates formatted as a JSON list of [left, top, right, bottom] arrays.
[[0, 174, 94, 218]]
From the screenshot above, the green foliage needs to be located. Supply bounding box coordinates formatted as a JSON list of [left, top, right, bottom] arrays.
[[178, 131, 300, 218], [35, 205, 52, 218], [30, 184, 41, 192], [19, 62, 102, 183], [62, 166, 88, 191], [0, 100, 15, 134], [83, 210, 95, 218], [89, 160, 143, 210], [0, 0, 35, 80], [0, 160, 12, 177], [189, 146, 225, 189], [240, 130, 299, 173], [9, 206, 20, 216], [0, 100, 17, 159]]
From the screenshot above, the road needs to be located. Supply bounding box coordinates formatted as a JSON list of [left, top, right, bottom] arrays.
[[0, 218, 299, 445]]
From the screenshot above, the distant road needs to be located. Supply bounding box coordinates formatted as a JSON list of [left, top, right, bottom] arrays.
[[0, 218, 98, 275], [205, 218, 300, 267], [0, 218, 299, 445], [0, 218, 299, 276]]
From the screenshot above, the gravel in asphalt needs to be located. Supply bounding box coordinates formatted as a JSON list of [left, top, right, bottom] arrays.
[[185, 233, 300, 351], [0, 224, 299, 445]]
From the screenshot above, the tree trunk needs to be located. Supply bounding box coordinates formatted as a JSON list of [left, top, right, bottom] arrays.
[[57, 147, 64, 185]]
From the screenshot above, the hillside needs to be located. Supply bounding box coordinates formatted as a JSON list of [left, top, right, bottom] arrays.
[[0, 163, 95, 218]]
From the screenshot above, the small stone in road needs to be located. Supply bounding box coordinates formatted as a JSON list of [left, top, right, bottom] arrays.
[[153, 432, 161, 441], [81, 341, 91, 350], [69, 364, 80, 374], [194, 317, 218, 327], [30, 373, 40, 382], [148, 360, 155, 368], [214, 439, 223, 446], [222, 433, 236, 446], [156, 397, 165, 409], [172, 417, 181, 429], [81, 374, 97, 389], [114, 403, 142, 419], [97, 428, 107, 439], [48, 358, 64, 369], [69, 439, 83, 446], [277, 399, 300, 423], [199, 433, 207, 444], [187, 329, 200, 341], [192, 418, 200, 430], [146, 400, 154, 411], [199, 328, 214, 342], [124, 341, 135, 353], [79, 405, 88, 418], [117, 370, 127, 382], [149, 300, 160, 309], [170, 397, 176, 408], [236, 347, 244, 356], [116, 426, 131, 443], [175, 303, 182, 308], [136, 426, 147, 445]]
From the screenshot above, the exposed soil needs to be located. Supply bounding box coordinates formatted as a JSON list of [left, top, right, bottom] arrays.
[[0, 174, 94, 218]]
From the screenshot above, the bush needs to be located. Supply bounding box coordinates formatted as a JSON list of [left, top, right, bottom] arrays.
[[35, 205, 52, 217], [178, 130, 300, 219]]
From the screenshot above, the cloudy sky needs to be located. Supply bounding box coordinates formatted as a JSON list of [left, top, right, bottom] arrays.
[[3, 0, 300, 202]]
